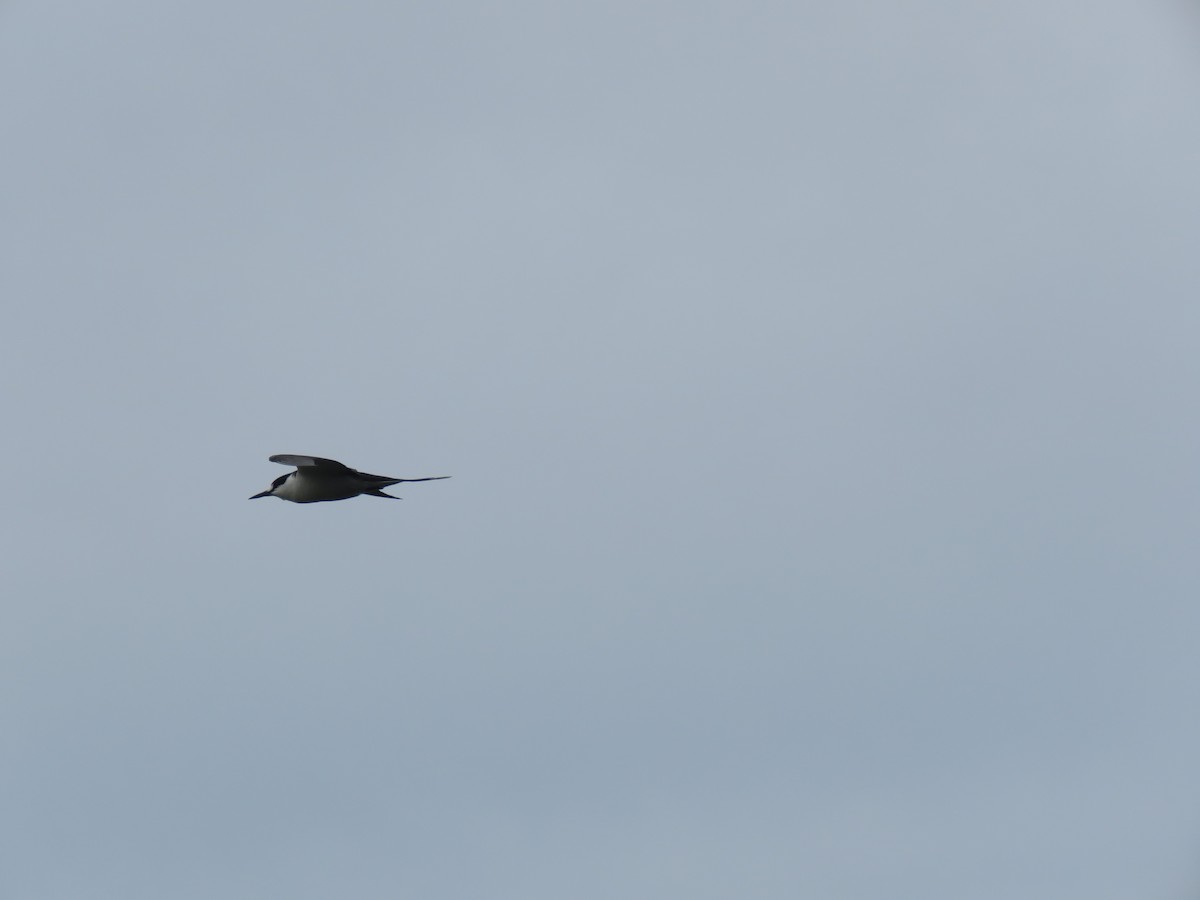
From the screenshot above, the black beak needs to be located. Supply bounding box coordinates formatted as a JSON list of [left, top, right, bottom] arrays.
[[249, 491, 272, 499]]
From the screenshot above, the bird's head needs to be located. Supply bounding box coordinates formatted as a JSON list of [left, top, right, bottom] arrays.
[[248, 473, 289, 500]]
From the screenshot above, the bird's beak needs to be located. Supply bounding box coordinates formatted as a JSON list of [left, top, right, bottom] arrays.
[[249, 491, 272, 499]]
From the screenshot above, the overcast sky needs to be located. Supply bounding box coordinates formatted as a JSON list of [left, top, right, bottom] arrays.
[[3, 2, 1200, 898]]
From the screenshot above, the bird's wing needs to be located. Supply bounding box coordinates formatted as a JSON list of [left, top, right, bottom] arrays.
[[393, 476, 452, 482], [268, 454, 352, 471]]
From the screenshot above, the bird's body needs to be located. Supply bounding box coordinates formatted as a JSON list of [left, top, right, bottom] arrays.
[[250, 454, 449, 503]]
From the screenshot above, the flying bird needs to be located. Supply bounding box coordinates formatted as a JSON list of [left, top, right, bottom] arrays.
[[250, 454, 450, 503]]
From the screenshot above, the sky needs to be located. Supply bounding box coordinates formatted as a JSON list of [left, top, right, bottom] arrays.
[[2, 1, 1200, 897]]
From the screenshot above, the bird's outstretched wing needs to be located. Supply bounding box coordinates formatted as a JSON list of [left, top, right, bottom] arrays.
[[269, 454, 352, 471], [393, 476, 452, 483]]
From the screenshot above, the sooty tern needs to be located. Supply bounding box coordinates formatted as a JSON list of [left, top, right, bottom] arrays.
[[250, 454, 450, 503]]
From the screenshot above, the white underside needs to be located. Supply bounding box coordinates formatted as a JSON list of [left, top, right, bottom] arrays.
[[274, 470, 372, 502]]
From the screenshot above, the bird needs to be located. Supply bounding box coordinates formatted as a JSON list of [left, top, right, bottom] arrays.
[[249, 454, 450, 503]]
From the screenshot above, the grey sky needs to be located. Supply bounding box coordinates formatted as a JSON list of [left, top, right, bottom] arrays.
[[2, 1, 1199, 897]]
